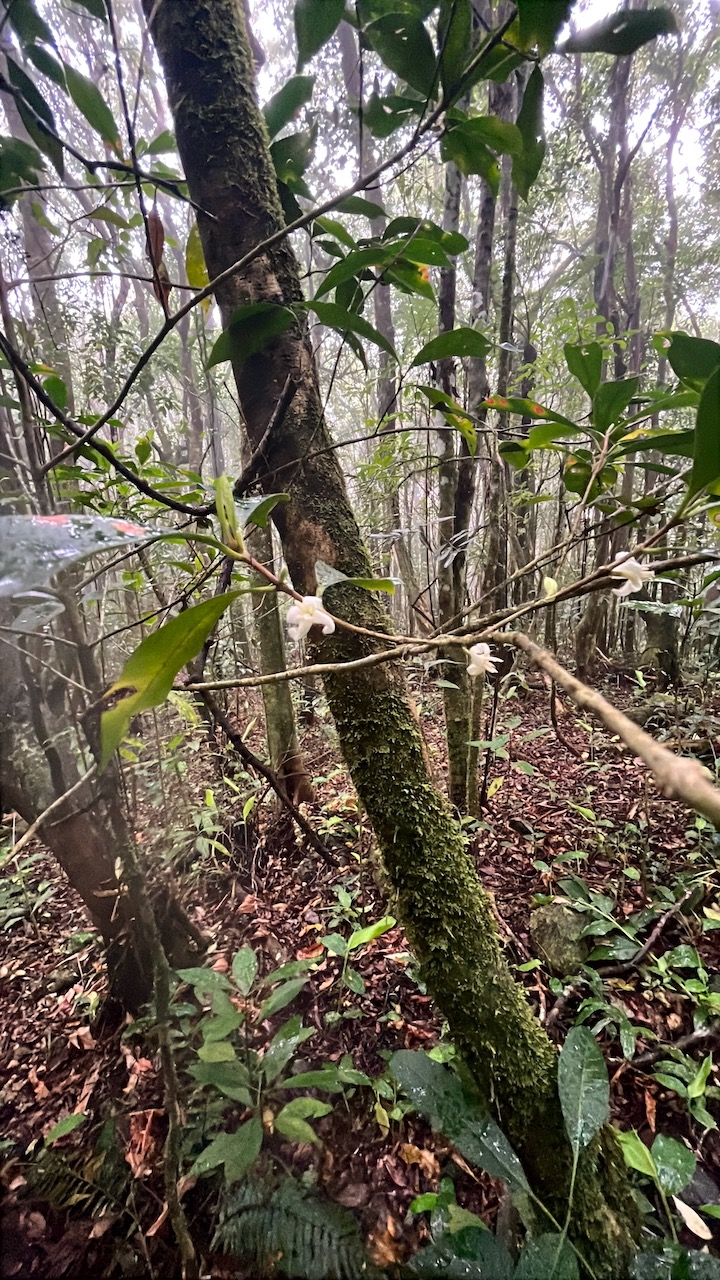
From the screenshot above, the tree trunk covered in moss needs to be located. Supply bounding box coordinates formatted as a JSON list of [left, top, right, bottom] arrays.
[[143, 2, 640, 1269]]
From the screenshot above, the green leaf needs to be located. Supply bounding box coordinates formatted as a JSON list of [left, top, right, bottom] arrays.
[[64, 63, 120, 150], [512, 66, 545, 201], [616, 428, 695, 459], [412, 327, 490, 367], [261, 1015, 314, 1084], [145, 129, 176, 154], [42, 373, 68, 410], [665, 331, 720, 386], [366, 90, 423, 138], [441, 114, 523, 191], [185, 222, 209, 297], [390, 1051, 529, 1194], [24, 45, 67, 89], [190, 1115, 263, 1183], [517, 0, 573, 54], [275, 1095, 332, 1148], [687, 1053, 713, 1100], [316, 245, 391, 299], [0, 135, 45, 200], [386, 260, 435, 300], [410, 1227, 513, 1277], [417, 384, 477, 453], [73, 0, 107, 17], [257, 978, 308, 1023], [0, 514, 153, 600], [689, 365, 720, 497], [232, 946, 258, 996], [305, 299, 396, 359], [99, 593, 241, 769], [188, 1059, 252, 1104], [565, 342, 603, 397], [515, 1234, 579, 1279], [561, 7, 677, 56], [347, 915, 396, 952], [2, 0, 53, 46], [616, 1129, 657, 1179], [592, 377, 639, 433], [651, 1134, 696, 1196], [45, 1113, 87, 1145], [294, 0, 345, 68], [207, 302, 296, 368], [198, 1040, 236, 1062], [284, 1068, 345, 1093], [557, 1027, 609, 1156], [270, 126, 316, 185], [438, 0, 471, 96], [234, 492, 290, 530], [264, 74, 315, 138], [337, 195, 387, 218], [365, 15, 437, 97], [6, 57, 64, 176]]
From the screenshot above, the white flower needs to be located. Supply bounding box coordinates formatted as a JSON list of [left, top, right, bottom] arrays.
[[610, 552, 655, 598], [286, 595, 336, 642], [467, 642, 500, 679]]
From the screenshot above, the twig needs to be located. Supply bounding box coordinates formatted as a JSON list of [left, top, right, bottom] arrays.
[[505, 632, 720, 826], [5, 767, 97, 860], [199, 692, 338, 866], [233, 376, 297, 497], [630, 1026, 720, 1071], [549, 682, 584, 759]]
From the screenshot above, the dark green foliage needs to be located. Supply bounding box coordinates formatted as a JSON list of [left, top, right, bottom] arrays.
[[213, 1176, 380, 1279]]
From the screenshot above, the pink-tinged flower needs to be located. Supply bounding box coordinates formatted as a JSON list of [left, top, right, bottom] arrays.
[[467, 642, 500, 679], [610, 552, 655, 598], [286, 595, 336, 642]]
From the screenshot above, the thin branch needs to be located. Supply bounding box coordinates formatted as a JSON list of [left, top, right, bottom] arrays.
[[6, 766, 97, 860]]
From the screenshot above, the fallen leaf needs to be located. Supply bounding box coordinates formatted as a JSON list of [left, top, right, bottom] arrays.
[[672, 1197, 713, 1240], [400, 1143, 440, 1180]]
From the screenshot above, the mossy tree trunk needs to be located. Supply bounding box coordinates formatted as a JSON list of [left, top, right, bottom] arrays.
[[143, 3, 640, 1270]]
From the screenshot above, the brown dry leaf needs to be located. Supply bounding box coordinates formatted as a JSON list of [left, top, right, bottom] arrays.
[[27, 1067, 49, 1101], [644, 1090, 657, 1133], [238, 894, 259, 914], [89, 1216, 116, 1239], [400, 1143, 440, 1180], [68, 1026, 96, 1051], [296, 943, 324, 961], [146, 1175, 196, 1238], [666, 1012, 683, 1031], [125, 1109, 163, 1179], [334, 1182, 370, 1208], [369, 1215, 404, 1266]]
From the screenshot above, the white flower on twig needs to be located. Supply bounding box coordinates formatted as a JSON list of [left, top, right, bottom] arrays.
[[286, 595, 336, 641], [610, 552, 655, 598], [467, 642, 500, 679]]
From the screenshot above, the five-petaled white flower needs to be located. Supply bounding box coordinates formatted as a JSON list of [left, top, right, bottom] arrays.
[[286, 595, 336, 642], [467, 642, 500, 679], [610, 552, 655, 598]]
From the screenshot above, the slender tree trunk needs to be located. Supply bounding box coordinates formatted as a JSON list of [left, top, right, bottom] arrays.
[[143, 4, 640, 1267]]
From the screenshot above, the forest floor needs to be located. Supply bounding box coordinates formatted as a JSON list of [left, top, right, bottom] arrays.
[[1, 676, 720, 1277]]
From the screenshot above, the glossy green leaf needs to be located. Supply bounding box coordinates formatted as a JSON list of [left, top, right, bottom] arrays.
[[198, 1040, 236, 1063], [689, 366, 720, 497], [441, 114, 521, 190], [515, 1234, 579, 1280], [365, 90, 422, 137], [270, 126, 317, 185], [257, 978, 308, 1023], [561, 7, 677, 56], [0, 514, 153, 599], [188, 1059, 252, 1104], [347, 915, 395, 952], [615, 428, 694, 459], [651, 1134, 696, 1196], [336, 195, 388, 218], [24, 45, 67, 89], [6, 57, 64, 175], [275, 1096, 332, 1146], [390, 1050, 530, 1194], [295, 0, 344, 68], [261, 1015, 314, 1083], [592, 377, 639, 433], [417, 384, 477, 453], [557, 1027, 609, 1156], [365, 15, 437, 97], [383, 216, 468, 256], [73, 0, 107, 16], [207, 302, 295, 368], [412, 327, 490, 367], [185, 222, 209, 300], [191, 1115, 263, 1183], [64, 63, 121, 150], [263, 74, 315, 138], [99, 593, 241, 769], [616, 1129, 657, 1179], [232, 946, 258, 996], [316, 246, 391, 299], [45, 1113, 87, 1145], [2, 0, 53, 46], [306, 299, 397, 359], [513, 66, 545, 201], [284, 1068, 345, 1093], [565, 341, 603, 397], [234, 492, 290, 531], [665, 332, 720, 386], [438, 0, 471, 96], [410, 1227, 513, 1277], [518, 0, 573, 53]]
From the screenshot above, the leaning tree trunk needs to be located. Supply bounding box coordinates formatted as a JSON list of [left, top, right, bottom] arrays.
[[142, 3, 640, 1269]]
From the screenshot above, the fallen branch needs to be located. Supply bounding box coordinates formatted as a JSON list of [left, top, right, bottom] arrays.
[[505, 632, 720, 827]]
